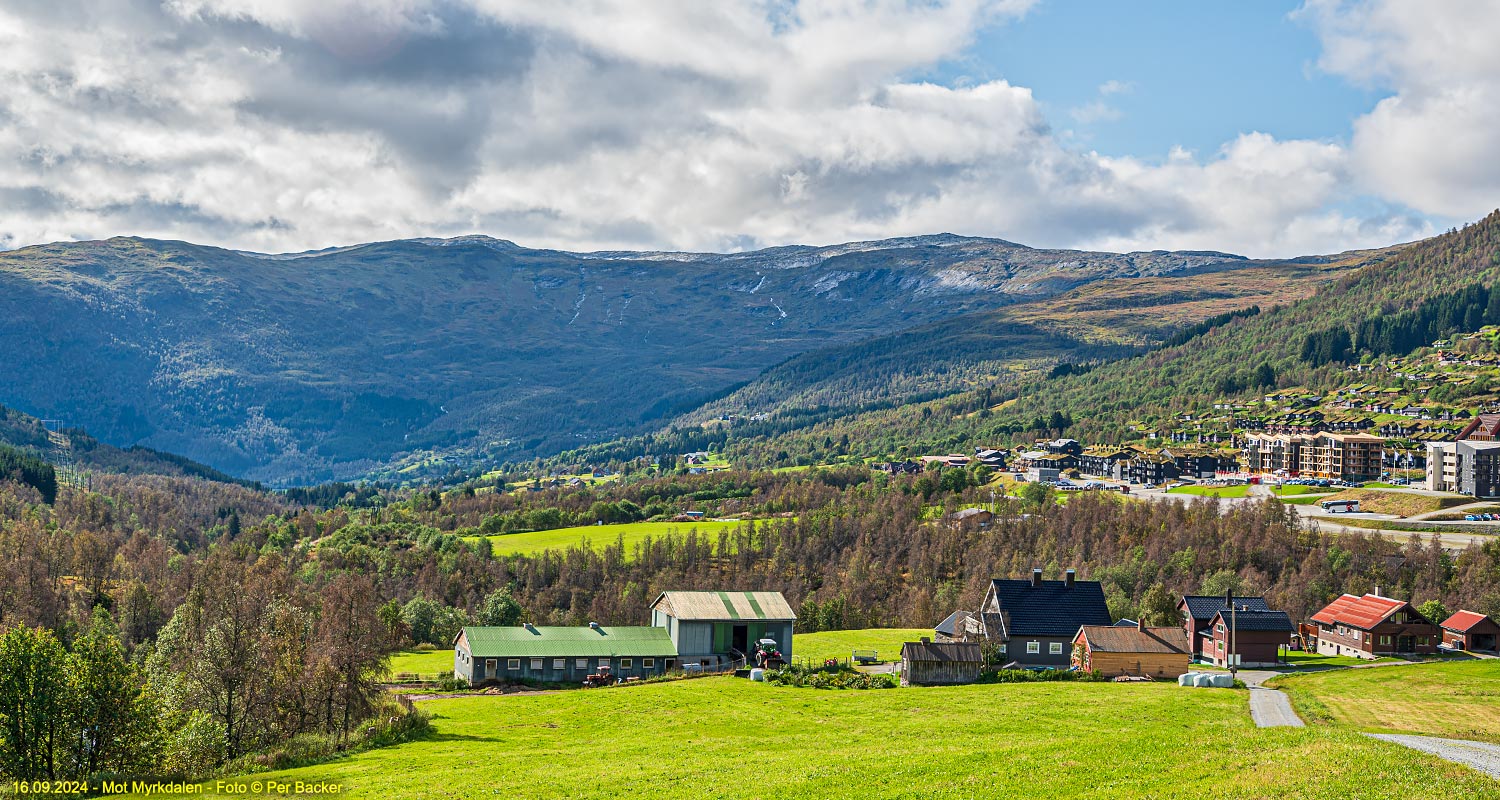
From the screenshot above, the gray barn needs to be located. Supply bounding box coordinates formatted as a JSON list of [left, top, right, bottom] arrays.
[[649, 591, 796, 669], [901, 639, 982, 686], [454, 623, 676, 685]]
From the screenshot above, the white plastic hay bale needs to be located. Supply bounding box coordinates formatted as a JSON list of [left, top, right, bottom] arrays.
[[749, 668, 765, 682], [1210, 674, 1234, 688], [1192, 673, 1215, 687], [1178, 672, 1198, 687]]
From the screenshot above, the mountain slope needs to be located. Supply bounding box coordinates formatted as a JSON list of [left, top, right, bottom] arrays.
[[0, 233, 1266, 484]]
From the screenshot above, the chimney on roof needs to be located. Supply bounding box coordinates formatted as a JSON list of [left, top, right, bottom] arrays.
[[921, 636, 930, 644], [1137, 618, 1146, 632], [1032, 568, 1043, 588], [1373, 585, 1382, 598], [1065, 569, 1076, 588]]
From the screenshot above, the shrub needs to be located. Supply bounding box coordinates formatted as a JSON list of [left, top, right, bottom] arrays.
[[765, 663, 897, 690], [977, 669, 1105, 684]]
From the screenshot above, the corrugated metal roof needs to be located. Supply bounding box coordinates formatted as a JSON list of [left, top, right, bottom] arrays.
[[1077, 626, 1188, 654], [460, 626, 676, 658], [1441, 610, 1496, 632], [901, 641, 981, 663], [1180, 595, 1271, 623], [1207, 609, 1296, 632], [1310, 594, 1407, 629], [650, 591, 796, 621]]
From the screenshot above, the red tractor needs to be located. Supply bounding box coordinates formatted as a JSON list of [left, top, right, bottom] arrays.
[[582, 665, 615, 688], [753, 639, 786, 670]]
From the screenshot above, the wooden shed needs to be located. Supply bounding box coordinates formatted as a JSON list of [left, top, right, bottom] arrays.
[[1072, 622, 1190, 679], [900, 638, 982, 686]]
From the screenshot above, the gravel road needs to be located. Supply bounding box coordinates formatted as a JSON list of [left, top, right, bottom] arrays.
[[1367, 734, 1500, 780], [1237, 670, 1305, 728]]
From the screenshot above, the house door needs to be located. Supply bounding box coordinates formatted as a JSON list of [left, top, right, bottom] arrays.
[[732, 625, 748, 654], [1396, 635, 1415, 653]]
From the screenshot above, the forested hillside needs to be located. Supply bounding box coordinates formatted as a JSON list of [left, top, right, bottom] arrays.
[[576, 213, 1494, 468]]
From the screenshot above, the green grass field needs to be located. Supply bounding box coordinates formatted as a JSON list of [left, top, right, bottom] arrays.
[[1271, 660, 1500, 743], [1168, 484, 1252, 498], [469, 519, 773, 557], [388, 649, 454, 677], [168, 678, 1497, 798], [792, 628, 929, 664], [1276, 652, 1398, 669]]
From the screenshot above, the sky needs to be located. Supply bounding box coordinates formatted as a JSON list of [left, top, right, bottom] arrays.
[[1, 0, 1497, 258]]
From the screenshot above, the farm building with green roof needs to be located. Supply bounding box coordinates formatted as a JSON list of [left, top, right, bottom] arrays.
[[454, 623, 677, 685], [649, 591, 796, 669]]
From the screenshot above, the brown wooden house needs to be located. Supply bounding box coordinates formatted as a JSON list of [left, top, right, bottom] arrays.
[[1205, 608, 1295, 668], [1310, 593, 1440, 659], [900, 638, 982, 686], [1071, 622, 1190, 679], [1178, 595, 1272, 663], [1439, 610, 1500, 653]]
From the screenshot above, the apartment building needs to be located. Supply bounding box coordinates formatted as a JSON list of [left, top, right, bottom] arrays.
[[1243, 432, 1384, 482]]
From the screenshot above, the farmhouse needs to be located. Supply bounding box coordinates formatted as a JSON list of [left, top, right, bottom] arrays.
[[1310, 592, 1441, 659], [1177, 594, 1272, 663], [973, 568, 1112, 668], [1071, 622, 1190, 679], [649, 591, 795, 669], [1204, 608, 1295, 668], [454, 623, 676, 685], [1439, 610, 1499, 653], [900, 638, 982, 686]]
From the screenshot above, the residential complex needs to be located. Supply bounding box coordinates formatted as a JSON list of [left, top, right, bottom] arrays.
[[1242, 432, 1384, 482]]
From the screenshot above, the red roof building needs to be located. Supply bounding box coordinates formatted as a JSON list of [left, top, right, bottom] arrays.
[[1310, 593, 1440, 659], [1439, 610, 1500, 653]]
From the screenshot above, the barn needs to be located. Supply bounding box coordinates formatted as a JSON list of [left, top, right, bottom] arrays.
[[649, 591, 795, 669], [454, 623, 676, 686], [900, 638, 982, 686], [1071, 622, 1191, 679], [1439, 610, 1500, 653]]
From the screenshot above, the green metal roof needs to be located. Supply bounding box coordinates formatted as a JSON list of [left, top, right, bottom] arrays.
[[459, 626, 677, 658]]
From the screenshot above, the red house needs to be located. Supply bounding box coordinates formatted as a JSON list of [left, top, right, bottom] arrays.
[[1439, 610, 1500, 653], [1178, 595, 1272, 663], [1310, 593, 1440, 659], [1205, 608, 1295, 668]]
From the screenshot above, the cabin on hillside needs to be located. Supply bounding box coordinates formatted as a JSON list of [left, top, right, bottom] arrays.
[[1310, 593, 1440, 659], [649, 591, 795, 669], [1071, 622, 1190, 679], [900, 638, 982, 686], [453, 624, 676, 686], [1439, 610, 1500, 653], [971, 568, 1112, 668]]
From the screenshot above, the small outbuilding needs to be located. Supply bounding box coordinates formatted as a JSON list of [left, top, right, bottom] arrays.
[[1440, 610, 1500, 653], [900, 638, 982, 686], [649, 591, 795, 669], [1072, 622, 1190, 679]]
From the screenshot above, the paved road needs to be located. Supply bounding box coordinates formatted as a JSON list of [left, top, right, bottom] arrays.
[[1367, 734, 1500, 780], [1237, 670, 1305, 728]]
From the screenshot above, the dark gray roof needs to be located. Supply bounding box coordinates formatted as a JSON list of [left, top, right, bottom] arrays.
[[935, 610, 961, 637], [1112, 619, 1139, 627], [992, 578, 1111, 637], [1208, 609, 1295, 632], [1181, 595, 1271, 623], [902, 641, 981, 663]]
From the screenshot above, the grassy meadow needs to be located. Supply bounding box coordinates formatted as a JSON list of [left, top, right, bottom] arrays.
[[792, 628, 930, 664], [149, 677, 1499, 798], [388, 648, 454, 677], [1271, 660, 1500, 743], [468, 519, 776, 557], [1167, 483, 1252, 498]]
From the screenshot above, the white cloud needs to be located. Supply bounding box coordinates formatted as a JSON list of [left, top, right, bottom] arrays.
[[0, 0, 1462, 258], [1298, 0, 1500, 221]]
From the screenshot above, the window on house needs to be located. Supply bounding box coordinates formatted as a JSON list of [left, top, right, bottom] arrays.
[[643, 658, 655, 668], [1049, 642, 1063, 655], [1380, 635, 1391, 645], [553, 659, 566, 670], [1216, 623, 1225, 634], [530, 658, 544, 670], [998, 644, 1007, 655], [599, 659, 610, 668], [620, 658, 633, 669], [576, 658, 588, 669], [507, 659, 520, 670], [1026, 641, 1040, 654]]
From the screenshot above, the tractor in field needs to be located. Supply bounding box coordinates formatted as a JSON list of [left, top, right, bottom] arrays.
[[753, 639, 785, 669], [582, 665, 615, 688]]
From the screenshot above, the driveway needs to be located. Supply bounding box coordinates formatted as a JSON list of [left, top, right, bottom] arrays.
[[1236, 670, 1304, 728], [1367, 734, 1500, 780]]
